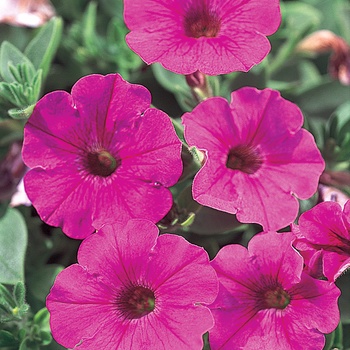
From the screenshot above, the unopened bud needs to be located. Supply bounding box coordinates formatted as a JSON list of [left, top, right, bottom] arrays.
[[297, 30, 350, 85], [185, 71, 206, 89], [185, 71, 213, 101]]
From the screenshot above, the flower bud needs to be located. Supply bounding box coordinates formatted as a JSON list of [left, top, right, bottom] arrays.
[[297, 30, 350, 85]]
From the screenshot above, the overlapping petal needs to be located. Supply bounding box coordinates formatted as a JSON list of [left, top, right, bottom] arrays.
[[295, 200, 350, 281]]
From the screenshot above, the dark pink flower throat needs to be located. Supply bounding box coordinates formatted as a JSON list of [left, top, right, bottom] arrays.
[[184, 4, 221, 39], [116, 285, 155, 319], [86, 150, 120, 177], [262, 286, 291, 310], [226, 145, 263, 174]]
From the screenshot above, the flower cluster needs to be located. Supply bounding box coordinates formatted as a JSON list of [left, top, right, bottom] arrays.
[[17, 0, 346, 349]]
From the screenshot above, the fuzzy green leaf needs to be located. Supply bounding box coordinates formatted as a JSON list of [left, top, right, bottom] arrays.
[[0, 42, 35, 83], [0, 208, 28, 284], [24, 17, 63, 79]]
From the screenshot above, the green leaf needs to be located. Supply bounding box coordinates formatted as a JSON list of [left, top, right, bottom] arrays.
[[19, 338, 40, 350], [31, 69, 42, 102], [82, 2, 100, 53], [152, 64, 193, 111], [13, 281, 26, 307], [294, 80, 350, 120], [324, 330, 335, 350], [8, 62, 36, 85], [0, 82, 23, 106], [24, 17, 63, 79], [33, 308, 51, 332], [0, 208, 28, 284], [337, 272, 350, 324], [333, 322, 344, 349], [39, 331, 52, 346], [281, 1, 322, 34], [8, 104, 35, 120], [0, 283, 15, 312], [0, 42, 35, 83], [0, 330, 18, 347], [27, 264, 63, 301]]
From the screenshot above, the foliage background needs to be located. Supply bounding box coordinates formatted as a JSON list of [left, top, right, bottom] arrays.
[[0, 0, 349, 349]]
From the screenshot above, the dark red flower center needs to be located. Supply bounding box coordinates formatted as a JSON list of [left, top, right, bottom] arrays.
[[184, 5, 221, 39], [226, 145, 263, 174], [86, 150, 120, 177], [262, 286, 291, 309], [116, 285, 155, 319]]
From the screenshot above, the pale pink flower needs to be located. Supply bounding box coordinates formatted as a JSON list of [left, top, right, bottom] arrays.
[[209, 231, 340, 350], [124, 0, 281, 75], [0, 0, 55, 27], [182, 87, 324, 231], [294, 200, 350, 281], [22, 74, 182, 239], [47, 219, 218, 350]]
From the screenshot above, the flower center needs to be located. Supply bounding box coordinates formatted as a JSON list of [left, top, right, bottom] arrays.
[[86, 150, 120, 177], [226, 145, 263, 174], [262, 286, 291, 310], [116, 285, 155, 319], [184, 5, 221, 38]]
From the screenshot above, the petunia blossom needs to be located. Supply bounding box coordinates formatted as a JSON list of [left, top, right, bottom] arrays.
[[294, 200, 350, 281], [124, 0, 281, 75], [209, 231, 340, 350], [22, 74, 183, 239], [46, 219, 218, 350], [182, 87, 325, 231]]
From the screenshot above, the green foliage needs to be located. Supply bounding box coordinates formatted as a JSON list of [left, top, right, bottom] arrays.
[[0, 281, 54, 349], [55, 1, 142, 85], [0, 208, 27, 285], [320, 102, 350, 170], [0, 18, 62, 119], [152, 64, 194, 111], [24, 18, 63, 80]]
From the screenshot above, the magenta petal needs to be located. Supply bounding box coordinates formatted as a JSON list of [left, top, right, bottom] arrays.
[[24, 168, 94, 238], [297, 200, 350, 281], [77, 220, 159, 285], [46, 265, 117, 349], [299, 201, 349, 244], [288, 274, 340, 334], [147, 234, 218, 305], [22, 91, 82, 169]]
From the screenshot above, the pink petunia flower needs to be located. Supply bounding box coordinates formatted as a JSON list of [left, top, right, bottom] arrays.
[[46, 219, 218, 350], [182, 87, 325, 231], [124, 0, 281, 75], [294, 200, 350, 282], [209, 231, 340, 350], [22, 74, 183, 239]]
